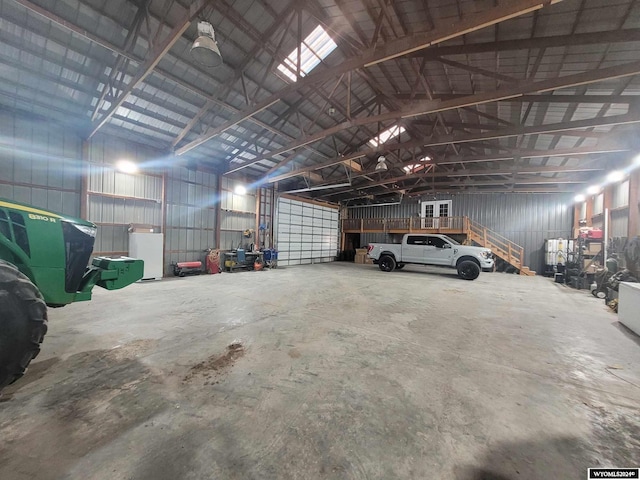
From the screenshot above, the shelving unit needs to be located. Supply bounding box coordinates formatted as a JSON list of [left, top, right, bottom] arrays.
[[573, 236, 604, 289]]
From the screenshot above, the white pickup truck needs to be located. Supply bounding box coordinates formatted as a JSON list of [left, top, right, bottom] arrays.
[[367, 234, 494, 280]]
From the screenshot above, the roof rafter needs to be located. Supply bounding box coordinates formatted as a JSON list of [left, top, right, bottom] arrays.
[[175, 0, 564, 156], [89, 0, 215, 138]]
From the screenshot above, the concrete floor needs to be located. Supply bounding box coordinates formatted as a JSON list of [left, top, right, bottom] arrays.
[[0, 263, 639, 480]]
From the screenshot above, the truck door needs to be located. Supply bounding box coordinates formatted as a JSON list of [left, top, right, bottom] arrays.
[[424, 236, 454, 265], [404, 235, 428, 263]]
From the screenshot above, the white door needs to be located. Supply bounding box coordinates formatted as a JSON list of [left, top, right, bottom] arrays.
[[421, 200, 452, 229]]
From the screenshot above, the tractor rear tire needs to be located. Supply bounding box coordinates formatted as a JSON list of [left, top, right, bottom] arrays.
[[0, 260, 48, 392]]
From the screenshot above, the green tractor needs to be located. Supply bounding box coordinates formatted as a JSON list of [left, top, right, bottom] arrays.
[[0, 198, 144, 392]]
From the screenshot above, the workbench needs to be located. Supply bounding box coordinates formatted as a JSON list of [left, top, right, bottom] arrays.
[[221, 250, 263, 272]]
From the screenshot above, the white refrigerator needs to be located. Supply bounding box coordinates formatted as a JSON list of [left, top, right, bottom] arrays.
[[128, 233, 163, 280]]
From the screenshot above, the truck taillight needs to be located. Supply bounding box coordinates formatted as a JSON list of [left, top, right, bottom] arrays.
[[367, 245, 374, 253]]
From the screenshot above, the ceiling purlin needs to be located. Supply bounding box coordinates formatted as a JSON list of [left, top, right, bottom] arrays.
[[91, 0, 151, 122], [13, 0, 336, 170], [176, 0, 563, 156], [253, 0, 411, 181], [548, 1, 638, 171], [368, 0, 452, 167], [267, 95, 382, 182], [209, 5, 370, 171], [314, 160, 605, 198], [265, 111, 640, 185], [88, 0, 216, 138], [255, 57, 640, 185], [523, 0, 587, 163], [170, 2, 296, 148]]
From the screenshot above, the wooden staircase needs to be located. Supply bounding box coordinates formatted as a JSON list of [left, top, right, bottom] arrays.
[[465, 218, 535, 276]]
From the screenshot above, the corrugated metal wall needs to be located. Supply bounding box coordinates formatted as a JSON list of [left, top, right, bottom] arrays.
[[610, 210, 629, 238], [164, 166, 218, 274], [0, 110, 81, 216], [87, 133, 163, 257], [219, 177, 256, 250], [613, 180, 630, 208], [350, 193, 574, 273], [0, 110, 222, 276]]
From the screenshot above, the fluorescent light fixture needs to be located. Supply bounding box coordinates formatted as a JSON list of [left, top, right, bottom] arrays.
[[574, 194, 586, 202], [607, 170, 624, 183], [115, 160, 138, 174], [403, 164, 419, 173], [283, 182, 351, 194], [368, 125, 406, 147], [234, 185, 247, 195], [277, 25, 337, 82], [587, 185, 600, 195], [347, 201, 402, 208]]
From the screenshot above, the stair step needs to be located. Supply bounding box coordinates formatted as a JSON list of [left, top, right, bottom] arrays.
[[520, 267, 536, 276]]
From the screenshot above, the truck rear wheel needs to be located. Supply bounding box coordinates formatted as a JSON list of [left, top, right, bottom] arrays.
[[378, 255, 396, 272], [457, 260, 480, 280], [0, 260, 48, 392]]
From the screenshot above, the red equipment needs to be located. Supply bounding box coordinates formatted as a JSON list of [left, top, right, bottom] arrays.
[[173, 261, 202, 277]]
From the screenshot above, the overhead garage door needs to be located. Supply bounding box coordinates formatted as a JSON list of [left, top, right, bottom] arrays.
[[276, 196, 339, 266]]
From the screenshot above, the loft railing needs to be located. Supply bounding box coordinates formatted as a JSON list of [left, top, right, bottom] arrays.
[[342, 216, 466, 233]]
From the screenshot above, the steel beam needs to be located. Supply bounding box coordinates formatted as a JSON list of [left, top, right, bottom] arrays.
[[408, 28, 640, 59], [88, 0, 214, 138], [263, 111, 640, 183], [175, 0, 563, 156], [230, 59, 640, 177]]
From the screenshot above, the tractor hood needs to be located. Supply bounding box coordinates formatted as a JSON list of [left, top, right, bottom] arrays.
[[0, 198, 96, 229]]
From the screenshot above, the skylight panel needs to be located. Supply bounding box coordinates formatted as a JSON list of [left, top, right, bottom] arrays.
[[368, 125, 406, 147], [277, 25, 338, 82], [403, 156, 431, 173]]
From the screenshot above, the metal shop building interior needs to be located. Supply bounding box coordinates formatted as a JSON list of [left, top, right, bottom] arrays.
[[0, 0, 639, 478]]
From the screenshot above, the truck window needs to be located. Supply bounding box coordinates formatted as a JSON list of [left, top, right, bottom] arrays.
[[407, 235, 428, 245], [0, 210, 11, 239], [428, 236, 448, 248], [9, 212, 31, 257]]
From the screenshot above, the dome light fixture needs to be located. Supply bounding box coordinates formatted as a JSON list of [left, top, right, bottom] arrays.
[[607, 170, 624, 183], [375, 155, 388, 171], [115, 159, 138, 174], [574, 194, 586, 203], [191, 21, 223, 67], [586, 185, 600, 195], [234, 185, 247, 195]]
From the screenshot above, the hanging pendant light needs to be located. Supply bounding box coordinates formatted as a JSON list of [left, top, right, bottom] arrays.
[[375, 155, 388, 171], [190, 21, 223, 67]]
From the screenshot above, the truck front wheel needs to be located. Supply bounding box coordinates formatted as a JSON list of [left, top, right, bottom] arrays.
[[378, 255, 396, 272], [0, 260, 48, 392], [457, 260, 480, 280]]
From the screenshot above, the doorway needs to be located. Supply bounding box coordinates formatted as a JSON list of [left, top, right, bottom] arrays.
[[421, 200, 452, 229]]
